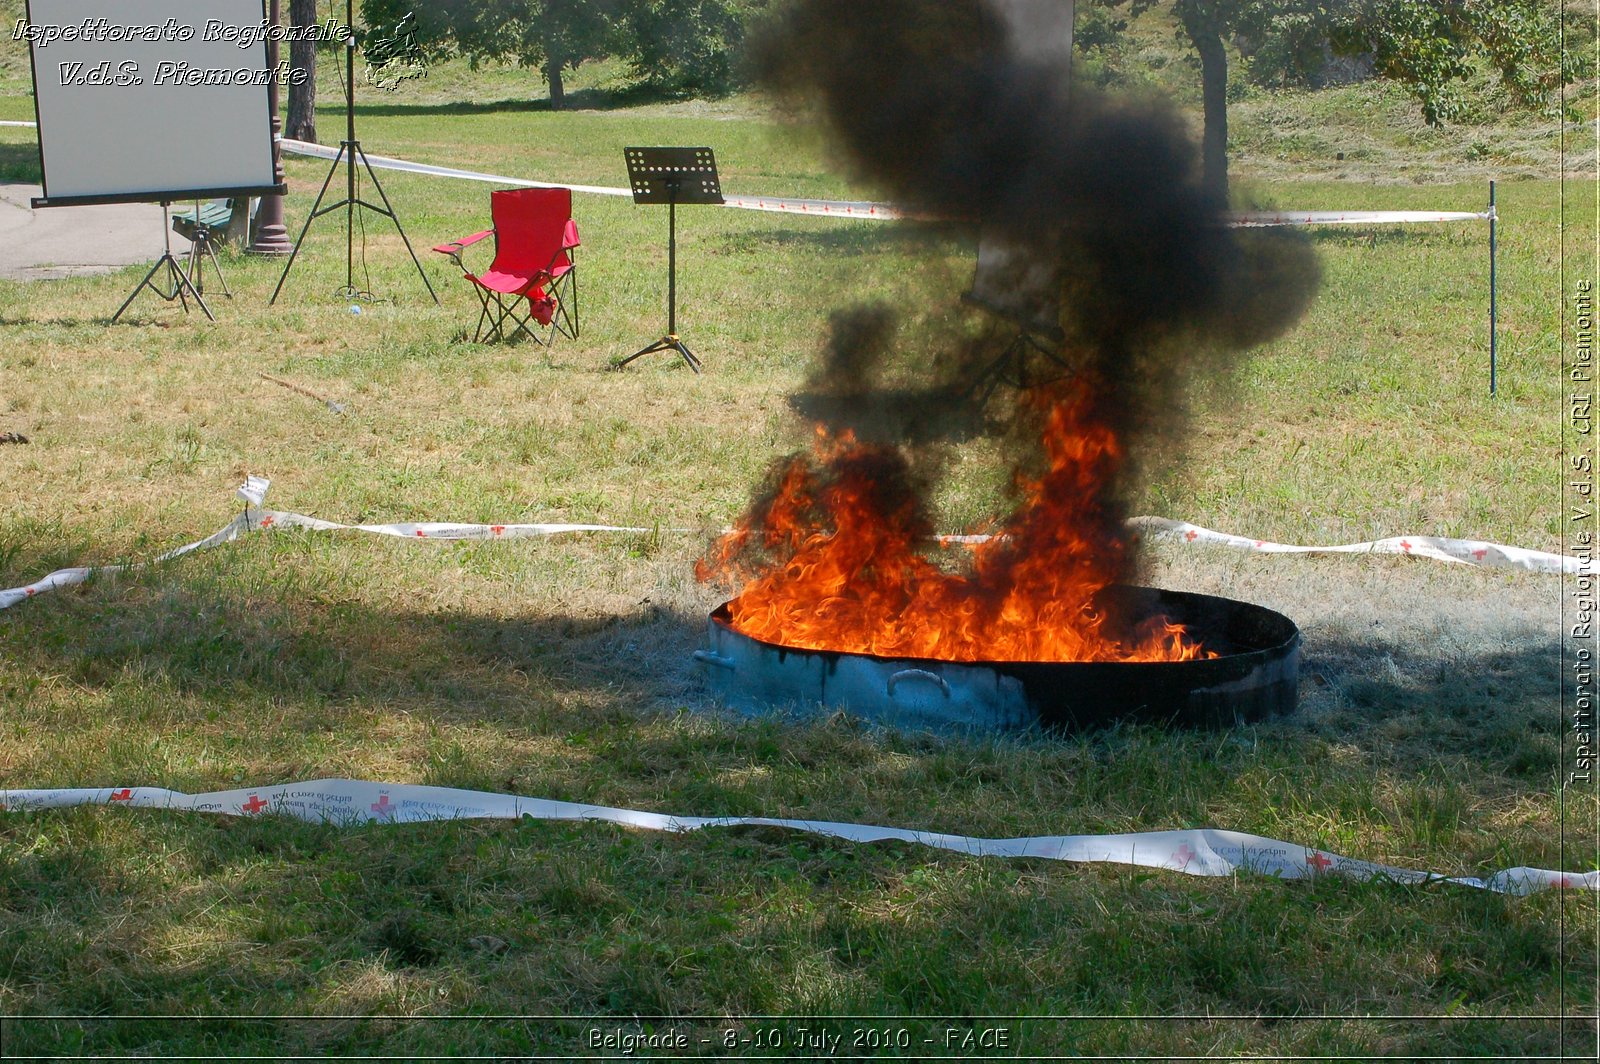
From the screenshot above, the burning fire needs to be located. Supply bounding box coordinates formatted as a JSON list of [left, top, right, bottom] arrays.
[[698, 380, 1212, 663]]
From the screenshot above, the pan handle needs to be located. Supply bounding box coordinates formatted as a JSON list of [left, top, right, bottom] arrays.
[[887, 668, 951, 699]]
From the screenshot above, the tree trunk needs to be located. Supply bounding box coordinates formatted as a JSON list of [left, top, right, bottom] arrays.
[[545, 57, 566, 109], [1180, 3, 1229, 203], [286, 0, 317, 142]]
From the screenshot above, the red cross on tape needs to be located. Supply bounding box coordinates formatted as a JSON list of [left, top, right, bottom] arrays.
[[258, 515, 275, 529], [1172, 844, 1196, 868], [1400, 540, 1412, 553], [1184, 530, 1199, 542], [109, 788, 133, 801], [414, 530, 427, 538], [1306, 851, 1333, 873], [371, 794, 395, 817], [1472, 548, 1488, 560], [242, 795, 267, 814], [491, 525, 506, 536]]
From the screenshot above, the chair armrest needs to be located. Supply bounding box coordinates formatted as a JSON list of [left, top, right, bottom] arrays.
[[562, 219, 580, 250], [431, 228, 494, 256]]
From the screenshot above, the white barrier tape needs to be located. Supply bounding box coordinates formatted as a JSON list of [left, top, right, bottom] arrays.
[[0, 776, 1592, 895], [278, 137, 913, 220], [277, 138, 1486, 228], [0, 513, 251, 610], [278, 138, 636, 201], [1130, 516, 1584, 576], [0, 122, 1493, 227], [1232, 209, 1492, 226], [249, 507, 679, 540], [3, 480, 1584, 611]]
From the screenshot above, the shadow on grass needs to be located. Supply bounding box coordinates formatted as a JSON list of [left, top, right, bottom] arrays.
[[0, 571, 709, 735], [1298, 629, 1563, 781], [0, 142, 42, 184], [0, 550, 1569, 794], [343, 83, 692, 119], [0, 559, 1589, 1049]]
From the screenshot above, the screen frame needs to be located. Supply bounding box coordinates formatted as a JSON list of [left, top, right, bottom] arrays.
[[24, 0, 287, 208]]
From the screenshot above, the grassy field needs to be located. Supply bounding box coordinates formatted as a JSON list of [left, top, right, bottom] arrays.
[[0, 9, 1598, 1061]]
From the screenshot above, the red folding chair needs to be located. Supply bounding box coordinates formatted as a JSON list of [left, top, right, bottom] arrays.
[[433, 187, 580, 344]]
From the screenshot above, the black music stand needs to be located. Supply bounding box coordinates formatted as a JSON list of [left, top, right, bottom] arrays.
[[614, 147, 724, 373]]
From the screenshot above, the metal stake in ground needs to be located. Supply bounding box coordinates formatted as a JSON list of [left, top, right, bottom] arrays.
[[269, 0, 437, 305], [613, 147, 725, 373]]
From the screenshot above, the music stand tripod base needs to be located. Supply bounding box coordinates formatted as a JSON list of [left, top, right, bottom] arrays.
[[113, 201, 214, 323], [617, 332, 701, 373]]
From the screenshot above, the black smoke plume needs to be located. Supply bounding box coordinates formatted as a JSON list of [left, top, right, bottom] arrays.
[[719, 0, 1320, 601]]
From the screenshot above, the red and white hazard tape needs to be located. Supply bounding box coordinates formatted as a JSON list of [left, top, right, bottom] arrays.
[[278, 138, 915, 220], [0, 776, 1591, 895], [0, 122, 1495, 227], [1129, 517, 1581, 575], [275, 137, 1484, 228], [1232, 209, 1492, 226], [1, 478, 1584, 611]]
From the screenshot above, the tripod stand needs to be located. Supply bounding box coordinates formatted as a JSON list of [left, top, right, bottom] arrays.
[[112, 202, 214, 323], [183, 202, 232, 299], [961, 324, 1073, 406], [614, 147, 723, 373], [269, 0, 436, 305]]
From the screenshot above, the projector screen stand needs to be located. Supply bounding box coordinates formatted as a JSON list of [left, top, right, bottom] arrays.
[[112, 202, 214, 323]]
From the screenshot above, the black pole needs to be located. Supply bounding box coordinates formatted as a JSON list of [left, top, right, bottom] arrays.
[[270, 0, 435, 304], [345, 0, 356, 292], [1489, 179, 1497, 396], [667, 193, 677, 336]]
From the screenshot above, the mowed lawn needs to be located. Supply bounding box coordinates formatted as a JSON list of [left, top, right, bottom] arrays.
[[0, 54, 1596, 1060]]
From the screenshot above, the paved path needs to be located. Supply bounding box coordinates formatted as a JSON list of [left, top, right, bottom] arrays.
[[0, 184, 180, 281]]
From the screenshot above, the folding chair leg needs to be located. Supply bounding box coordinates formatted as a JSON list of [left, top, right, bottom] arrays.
[[470, 286, 496, 342], [545, 269, 579, 342]]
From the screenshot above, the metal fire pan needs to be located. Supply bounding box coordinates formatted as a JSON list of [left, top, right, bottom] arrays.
[[695, 586, 1300, 734]]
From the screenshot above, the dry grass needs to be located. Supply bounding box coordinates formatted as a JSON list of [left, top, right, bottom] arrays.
[[0, 16, 1596, 1059]]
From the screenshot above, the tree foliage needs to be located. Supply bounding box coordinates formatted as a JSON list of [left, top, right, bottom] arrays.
[[360, 0, 622, 107], [359, 0, 756, 106], [1090, 0, 1573, 196], [620, 0, 765, 96], [1326, 0, 1572, 124]]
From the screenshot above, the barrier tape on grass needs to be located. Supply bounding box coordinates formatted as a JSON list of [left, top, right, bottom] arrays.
[[275, 135, 1489, 228], [1, 477, 1585, 612], [1128, 517, 1584, 575], [0, 122, 1497, 226], [0, 776, 1592, 895]]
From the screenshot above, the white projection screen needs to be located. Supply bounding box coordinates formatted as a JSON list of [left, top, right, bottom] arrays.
[[24, 0, 283, 207]]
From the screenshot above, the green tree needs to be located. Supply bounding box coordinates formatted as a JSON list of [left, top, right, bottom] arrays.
[[620, 0, 765, 96], [1094, 0, 1570, 200], [360, 0, 759, 106], [361, 0, 622, 108]]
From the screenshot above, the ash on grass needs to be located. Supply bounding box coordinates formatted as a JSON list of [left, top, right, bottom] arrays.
[[1140, 544, 1565, 784]]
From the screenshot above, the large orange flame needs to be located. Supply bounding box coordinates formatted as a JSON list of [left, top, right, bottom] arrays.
[[698, 381, 1211, 663]]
